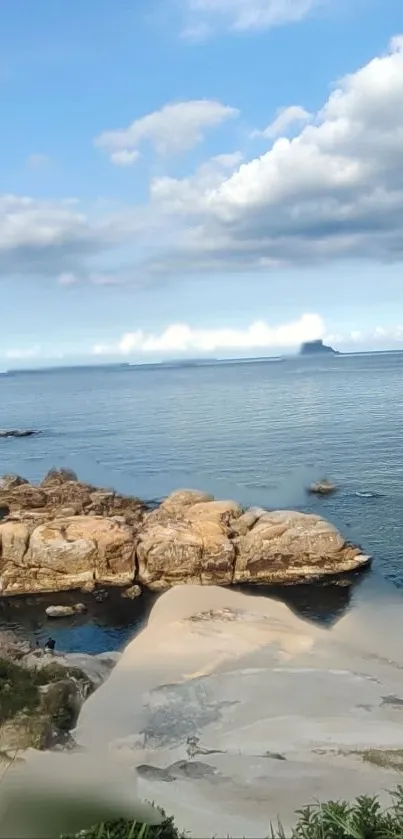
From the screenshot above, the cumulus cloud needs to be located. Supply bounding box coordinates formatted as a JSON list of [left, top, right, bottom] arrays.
[[252, 105, 311, 139], [148, 35, 403, 272], [0, 194, 161, 280], [181, 0, 324, 35], [110, 150, 140, 167], [92, 313, 325, 357], [96, 100, 239, 164], [0, 195, 108, 278], [151, 152, 243, 212]]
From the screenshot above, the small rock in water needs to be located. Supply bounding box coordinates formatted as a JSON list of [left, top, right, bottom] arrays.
[[92, 588, 109, 602], [0, 429, 40, 438], [121, 584, 142, 600], [307, 479, 337, 496], [46, 603, 87, 618]]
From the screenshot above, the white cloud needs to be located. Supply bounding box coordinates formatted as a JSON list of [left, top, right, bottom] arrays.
[[151, 152, 243, 212], [181, 0, 324, 35], [0, 194, 159, 280], [92, 313, 325, 357], [148, 35, 403, 272], [95, 100, 239, 164], [110, 150, 140, 167], [253, 105, 311, 139]]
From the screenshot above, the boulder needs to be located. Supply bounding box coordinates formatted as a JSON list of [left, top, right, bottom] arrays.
[[308, 479, 337, 496], [121, 584, 142, 600], [146, 489, 213, 524], [0, 516, 136, 595], [137, 496, 240, 590], [45, 603, 87, 618], [41, 468, 79, 487], [234, 510, 370, 585], [0, 474, 29, 490], [185, 499, 243, 527]]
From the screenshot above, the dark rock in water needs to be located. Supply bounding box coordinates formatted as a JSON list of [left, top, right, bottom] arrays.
[[300, 339, 340, 356], [0, 429, 40, 438], [308, 480, 337, 496]]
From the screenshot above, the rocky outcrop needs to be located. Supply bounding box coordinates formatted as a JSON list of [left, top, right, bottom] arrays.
[[0, 630, 117, 754], [233, 510, 365, 584], [0, 472, 371, 596], [1, 516, 137, 595]]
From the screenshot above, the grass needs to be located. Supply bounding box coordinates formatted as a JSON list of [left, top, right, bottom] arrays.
[[60, 788, 403, 839]]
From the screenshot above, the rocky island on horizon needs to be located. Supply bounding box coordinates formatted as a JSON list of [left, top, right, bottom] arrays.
[[299, 338, 340, 356]]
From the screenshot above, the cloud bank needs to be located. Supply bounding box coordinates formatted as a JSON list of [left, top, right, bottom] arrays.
[[93, 313, 325, 357]]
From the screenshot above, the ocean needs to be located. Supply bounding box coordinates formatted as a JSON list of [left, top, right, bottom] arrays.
[[1, 352, 403, 652]]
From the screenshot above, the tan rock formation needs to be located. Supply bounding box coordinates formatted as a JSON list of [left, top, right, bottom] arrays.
[[234, 510, 367, 584], [1, 516, 136, 595], [0, 473, 371, 596]]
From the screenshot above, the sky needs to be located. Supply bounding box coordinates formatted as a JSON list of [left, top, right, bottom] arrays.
[[1, 0, 403, 366]]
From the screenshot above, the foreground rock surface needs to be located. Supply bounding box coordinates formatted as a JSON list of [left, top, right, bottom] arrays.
[[0, 470, 370, 596], [75, 584, 403, 838]]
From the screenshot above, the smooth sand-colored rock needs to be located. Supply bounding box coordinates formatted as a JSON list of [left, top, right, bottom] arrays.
[[75, 584, 403, 838]]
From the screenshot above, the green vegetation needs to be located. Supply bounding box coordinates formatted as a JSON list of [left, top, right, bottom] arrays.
[[0, 660, 41, 723], [63, 814, 186, 839], [0, 658, 94, 750], [63, 789, 403, 839]]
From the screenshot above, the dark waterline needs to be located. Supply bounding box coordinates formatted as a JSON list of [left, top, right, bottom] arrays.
[[0, 570, 373, 655]]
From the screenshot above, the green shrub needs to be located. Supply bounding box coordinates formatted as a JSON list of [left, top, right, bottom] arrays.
[[0, 660, 40, 723], [271, 787, 403, 838], [68, 789, 403, 839]]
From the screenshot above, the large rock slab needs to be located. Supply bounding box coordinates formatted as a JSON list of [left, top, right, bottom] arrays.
[[75, 585, 403, 838], [0, 516, 136, 595], [137, 497, 241, 589], [234, 510, 369, 584]]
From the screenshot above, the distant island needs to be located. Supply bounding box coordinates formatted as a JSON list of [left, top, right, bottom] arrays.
[[299, 339, 340, 356]]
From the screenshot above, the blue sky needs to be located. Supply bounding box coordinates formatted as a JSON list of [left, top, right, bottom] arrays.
[[1, 0, 403, 365]]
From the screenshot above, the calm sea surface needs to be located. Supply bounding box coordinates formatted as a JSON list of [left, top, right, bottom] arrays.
[[1, 353, 402, 652]]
